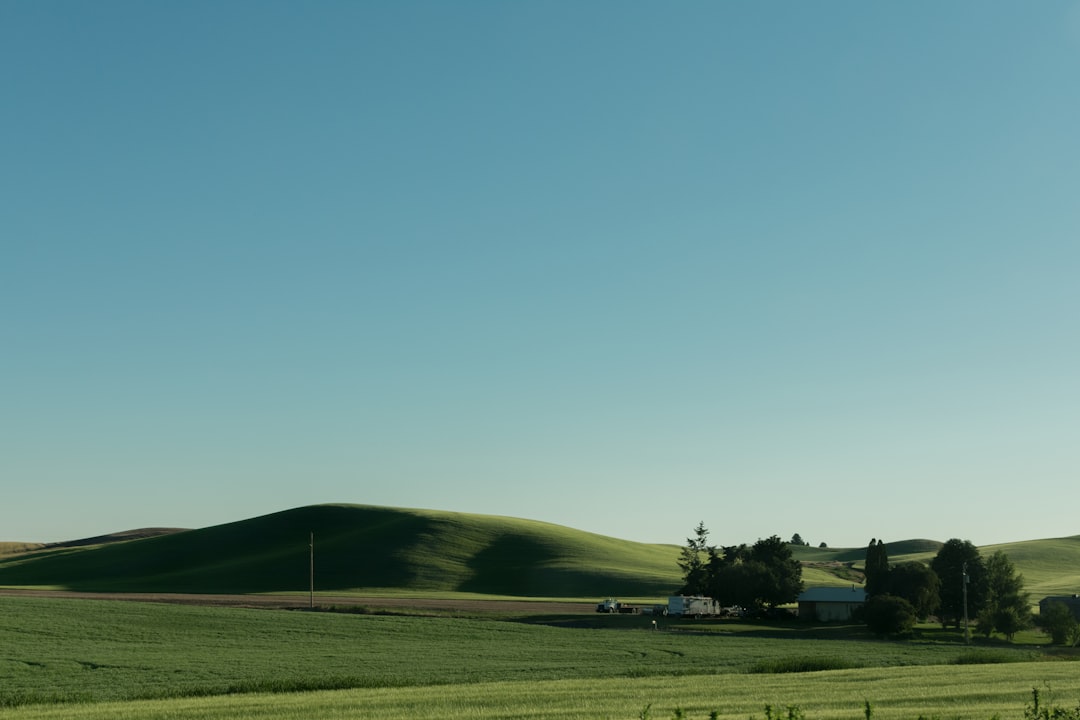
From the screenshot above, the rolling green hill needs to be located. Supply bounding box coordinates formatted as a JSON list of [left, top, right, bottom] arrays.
[[791, 536, 1080, 598], [980, 536, 1080, 597], [1, 505, 1076, 599], [790, 539, 945, 564], [0, 505, 684, 597]]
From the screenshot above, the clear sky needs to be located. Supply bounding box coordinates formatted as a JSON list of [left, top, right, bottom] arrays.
[[3, 1, 1079, 549]]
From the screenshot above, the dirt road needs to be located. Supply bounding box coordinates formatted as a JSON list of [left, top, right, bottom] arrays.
[[0, 588, 591, 615]]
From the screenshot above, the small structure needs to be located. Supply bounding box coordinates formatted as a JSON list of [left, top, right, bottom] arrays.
[[797, 586, 867, 622], [1039, 595, 1080, 621]]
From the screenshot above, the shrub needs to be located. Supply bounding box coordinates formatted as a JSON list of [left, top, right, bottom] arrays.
[[1039, 603, 1080, 646], [863, 594, 917, 637]]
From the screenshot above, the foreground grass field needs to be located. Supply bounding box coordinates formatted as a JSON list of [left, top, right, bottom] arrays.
[[6, 659, 1080, 719], [3, 595, 1077, 719]]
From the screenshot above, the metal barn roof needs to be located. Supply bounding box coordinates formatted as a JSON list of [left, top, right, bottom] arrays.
[[798, 587, 867, 603]]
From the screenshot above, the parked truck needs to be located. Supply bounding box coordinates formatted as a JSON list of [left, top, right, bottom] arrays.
[[595, 598, 640, 614], [666, 595, 722, 618]]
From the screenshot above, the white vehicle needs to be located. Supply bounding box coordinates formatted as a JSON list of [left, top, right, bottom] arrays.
[[666, 595, 721, 618], [595, 598, 640, 614]]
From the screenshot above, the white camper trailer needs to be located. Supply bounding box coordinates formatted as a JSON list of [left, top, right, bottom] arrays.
[[666, 595, 721, 618]]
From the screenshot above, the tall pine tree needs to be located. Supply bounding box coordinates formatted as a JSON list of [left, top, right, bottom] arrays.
[[678, 522, 713, 595], [864, 539, 890, 597]]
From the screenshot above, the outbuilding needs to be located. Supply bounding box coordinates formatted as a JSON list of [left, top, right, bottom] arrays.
[[1039, 595, 1080, 621], [797, 586, 867, 622]]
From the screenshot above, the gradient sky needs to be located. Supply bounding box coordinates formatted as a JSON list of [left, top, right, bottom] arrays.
[[3, 1, 1079, 548]]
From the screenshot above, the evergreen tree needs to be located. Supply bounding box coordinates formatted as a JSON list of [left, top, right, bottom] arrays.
[[864, 539, 890, 597], [678, 522, 714, 595]]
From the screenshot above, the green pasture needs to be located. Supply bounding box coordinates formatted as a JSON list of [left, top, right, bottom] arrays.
[[1, 596, 1017, 707], [2, 595, 1074, 719]]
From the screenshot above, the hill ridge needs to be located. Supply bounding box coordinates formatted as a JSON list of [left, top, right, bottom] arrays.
[[2, 504, 1077, 598], [0, 504, 681, 597]]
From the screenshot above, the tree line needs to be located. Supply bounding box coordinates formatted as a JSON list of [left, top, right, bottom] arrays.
[[677, 523, 803, 611], [678, 525, 1080, 644], [862, 537, 1037, 639]]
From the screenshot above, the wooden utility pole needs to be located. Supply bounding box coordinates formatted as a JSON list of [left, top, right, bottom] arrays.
[[962, 561, 970, 644], [309, 531, 314, 609]]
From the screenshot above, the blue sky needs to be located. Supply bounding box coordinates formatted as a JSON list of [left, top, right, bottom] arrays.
[[3, 1, 1079, 548]]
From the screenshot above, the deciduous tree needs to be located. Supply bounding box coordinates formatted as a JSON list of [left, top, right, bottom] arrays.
[[688, 532, 803, 611], [931, 539, 987, 630], [750, 535, 804, 608], [977, 550, 1031, 641], [888, 561, 940, 620]]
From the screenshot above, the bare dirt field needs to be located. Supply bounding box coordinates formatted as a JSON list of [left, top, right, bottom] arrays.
[[0, 588, 591, 615]]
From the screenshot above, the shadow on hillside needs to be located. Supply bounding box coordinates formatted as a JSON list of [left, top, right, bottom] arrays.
[[458, 535, 559, 595]]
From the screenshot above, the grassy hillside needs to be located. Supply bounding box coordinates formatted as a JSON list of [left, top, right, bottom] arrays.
[[791, 539, 944, 565], [980, 535, 1080, 597], [792, 536, 1080, 599], [0, 505, 684, 597], [2, 505, 1075, 599]]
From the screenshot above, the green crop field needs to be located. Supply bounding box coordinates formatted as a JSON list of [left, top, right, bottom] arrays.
[[2, 595, 1023, 706], [7, 666, 1080, 720], [2, 595, 1078, 720]]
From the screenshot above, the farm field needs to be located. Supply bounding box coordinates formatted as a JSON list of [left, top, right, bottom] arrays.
[[7, 665, 1080, 720], [2, 594, 1078, 720]]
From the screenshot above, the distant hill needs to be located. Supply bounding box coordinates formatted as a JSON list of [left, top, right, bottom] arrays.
[[0, 542, 44, 557], [1, 506, 1075, 598], [1, 529, 186, 557], [791, 537, 1080, 597], [44, 528, 189, 549], [791, 539, 944, 564]]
